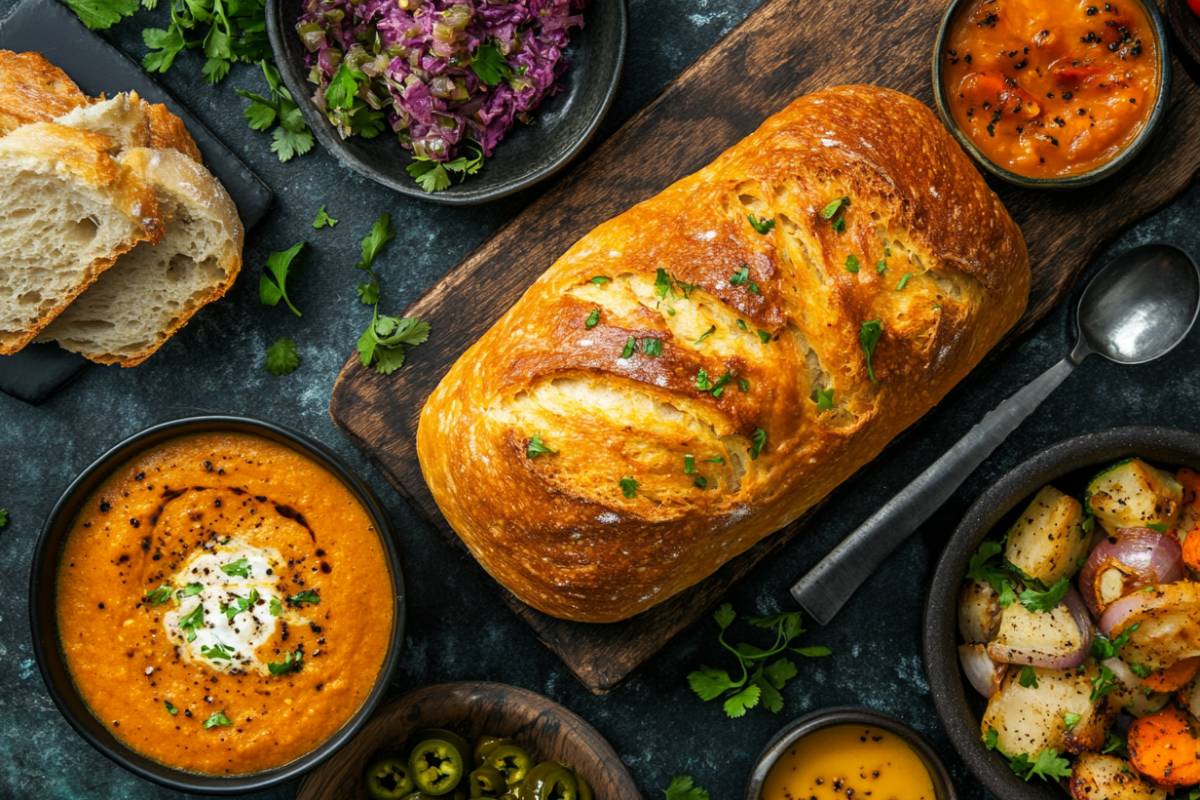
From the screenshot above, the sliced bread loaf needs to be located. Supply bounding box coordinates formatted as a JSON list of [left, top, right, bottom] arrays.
[[0, 122, 162, 354], [40, 147, 243, 366], [54, 92, 202, 163]]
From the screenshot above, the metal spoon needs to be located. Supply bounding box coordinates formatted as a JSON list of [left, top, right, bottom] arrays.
[[791, 243, 1200, 625]]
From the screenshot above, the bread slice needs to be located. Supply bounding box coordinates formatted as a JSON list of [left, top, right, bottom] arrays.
[[39, 147, 243, 366], [0, 122, 162, 354], [0, 50, 88, 135], [54, 92, 203, 163]]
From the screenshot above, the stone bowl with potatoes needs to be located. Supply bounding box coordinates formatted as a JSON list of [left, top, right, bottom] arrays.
[[925, 426, 1200, 800]]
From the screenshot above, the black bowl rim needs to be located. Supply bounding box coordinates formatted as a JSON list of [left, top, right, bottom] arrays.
[[27, 414, 407, 795], [930, 0, 1173, 189], [742, 706, 958, 800], [264, 0, 628, 206], [922, 425, 1200, 800]]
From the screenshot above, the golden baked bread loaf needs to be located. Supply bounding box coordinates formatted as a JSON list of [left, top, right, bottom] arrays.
[[417, 84, 1030, 623]]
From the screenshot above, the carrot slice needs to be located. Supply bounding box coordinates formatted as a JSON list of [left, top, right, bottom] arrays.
[[1128, 707, 1200, 786], [1144, 658, 1200, 693]]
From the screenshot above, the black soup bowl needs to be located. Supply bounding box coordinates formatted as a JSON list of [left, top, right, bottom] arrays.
[[265, 0, 627, 205], [28, 415, 406, 795], [923, 426, 1200, 800]]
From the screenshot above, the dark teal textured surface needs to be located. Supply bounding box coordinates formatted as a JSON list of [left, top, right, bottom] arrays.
[[2, 2, 1200, 798]]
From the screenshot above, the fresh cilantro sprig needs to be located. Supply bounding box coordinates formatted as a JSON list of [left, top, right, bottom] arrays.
[[1018, 575, 1070, 613], [966, 541, 1017, 607], [142, 0, 271, 83], [1091, 623, 1139, 660], [259, 242, 306, 317], [312, 206, 338, 229], [859, 319, 883, 384], [203, 710, 232, 729], [687, 603, 830, 719], [984, 727, 1072, 782], [471, 42, 512, 87], [663, 775, 710, 800], [265, 337, 300, 376], [267, 648, 303, 676], [62, 0, 143, 31], [237, 61, 314, 162], [355, 214, 395, 305], [357, 312, 431, 375], [406, 146, 485, 193]]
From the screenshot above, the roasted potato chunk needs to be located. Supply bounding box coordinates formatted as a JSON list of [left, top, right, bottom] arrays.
[[1006, 486, 1091, 585], [1068, 752, 1166, 800], [1087, 459, 1183, 533], [982, 664, 1112, 756], [987, 599, 1087, 666], [1108, 583, 1200, 671]]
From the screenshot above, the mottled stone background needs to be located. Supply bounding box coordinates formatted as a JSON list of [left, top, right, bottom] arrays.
[[2, 1, 1199, 798]]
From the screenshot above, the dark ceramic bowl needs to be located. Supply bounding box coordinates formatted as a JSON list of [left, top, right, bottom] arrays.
[[923, 426, 1200, 800], [931, 0, 1173, 189], [28, 415, 407, 795], [743, 707, 957, 800], [265, 0, 626, 205]]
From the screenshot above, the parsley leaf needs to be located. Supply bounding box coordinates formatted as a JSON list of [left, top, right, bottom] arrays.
[[687, 604, 827, 720], [747, 214, 776, 234], [221, 558, 252, 578], [259, 242, 305, 317], [749, 427, 767, 460], [237, 62, 314, 162], [527, 436, 555, 459], [859, 320, 883, 384], [356, 311, 430, 375], [1011, 749, 1072, 782], [619, 477, 638, 498], [287, 590, 321, 607], [1019, 575, 1070, 613], [1018, 665, 1039, 688], [585, 308, 601, 329], [203, 711, 232, 729], [813, 387, 835, 411], [144, 585, 173, 606], [1063, 711, 1081, 730], [845, 254, 860, 274], [265, 337, 300, 376], [269, 597, 283, 617], [729, 265, 760, 294], [406, 146, 485, 193], [178, 604, 204, 642], [1091, 624, 1139, 660], [821, 196, 849, 220], [267, 648, 304, 676], [663, 775, 710, 800], [178, 583, 203, 598], [165, 700, 178, 716], [200, 641, 236, 661], [354, 213, 395, 306], [0, 508, 7, 528], [312, 206, 338, 229], [63, 0, 140, 30], [896, 273, 913, 291], [470, 42, 512, 87]]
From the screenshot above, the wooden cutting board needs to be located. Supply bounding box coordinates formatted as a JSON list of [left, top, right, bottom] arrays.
[[330, 0, 1200, 693]]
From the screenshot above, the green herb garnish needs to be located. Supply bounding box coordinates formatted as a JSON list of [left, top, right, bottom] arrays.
[[178, 583, 204, 598], [619, 477, 638, 499], [845, 255, 860, 274], [683, 455, 697, 475], [1018, 666, 1039, 688], [312, 206, 338, 229], [288, 590, 321, 607], [695, 325, 716, 345], [686, 603, 829, 719], [664, 775, 710, 800], [267, 649, 304, 676], [144, 585, 173, 606], [896, 273, 912, 291], [590, 275, 611, 285], [203, 711, 232, 730], [1018, 576, 1070, 613], [237, 61, 314, 162], [178, 604, 205, 642], [165, 700, 178, 716], [201, 641, 236, 661], [729, 266, 760, 294], [470, 42, 513, 87], [353, 213, 395, 305], [757, 329, 771, 344], [265, 337, 300, 376], [407, 146, 485, 193], [750, 428, 767, 460], [748, 214, 775, 234], [859, 320, 883, 384], [813, 388, 835, 411], [259, 242, 305, 317], [585, 309, 601, 329], [356, 311, 430, 375], [221, 558, 252, 578], [620, 337, 637, 359], [527, 436, 556, 459], [641, 338, 663, 357]]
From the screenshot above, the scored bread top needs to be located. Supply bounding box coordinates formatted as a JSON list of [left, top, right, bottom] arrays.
[[417, 85, 1030, 623]]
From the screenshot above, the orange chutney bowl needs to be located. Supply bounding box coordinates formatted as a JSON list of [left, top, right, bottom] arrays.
[[28, 416, 406, 795], [932, 0, 1172, 187]]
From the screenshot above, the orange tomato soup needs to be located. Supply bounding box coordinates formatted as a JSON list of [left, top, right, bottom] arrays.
[[56, 432, 395, 775], [762, 725, 936, 800], [942, 0, 1160, 178]]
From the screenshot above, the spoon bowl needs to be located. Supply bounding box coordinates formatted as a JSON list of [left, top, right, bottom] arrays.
[[1074, 243, 1200, 364]]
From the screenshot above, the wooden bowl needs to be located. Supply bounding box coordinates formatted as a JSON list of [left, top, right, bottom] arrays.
[[296, 682, 642, 799]]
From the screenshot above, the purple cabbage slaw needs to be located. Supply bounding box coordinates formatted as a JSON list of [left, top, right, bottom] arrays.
[[296, 0, 585, 172]]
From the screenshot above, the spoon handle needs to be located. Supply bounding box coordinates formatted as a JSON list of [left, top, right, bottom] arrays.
[[791, 356, 1077, 625]]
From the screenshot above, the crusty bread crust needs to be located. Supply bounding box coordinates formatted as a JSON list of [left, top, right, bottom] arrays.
[[417, 85, 1030, 623], [71, 146, 241, 367], [142, 99, 203, 163], [0, 50, 88, 135], [0, 122, 162, 354]]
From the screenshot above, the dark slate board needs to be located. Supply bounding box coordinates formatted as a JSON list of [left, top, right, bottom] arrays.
[[0, 0, 273, 405]]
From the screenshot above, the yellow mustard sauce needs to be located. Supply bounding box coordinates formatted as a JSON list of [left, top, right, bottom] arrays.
[[762, 725, 936, 800]]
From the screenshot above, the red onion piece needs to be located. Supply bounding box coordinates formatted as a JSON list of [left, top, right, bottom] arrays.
[[959, 644, 1006, 698], [1099, 590, 1155, 638], [1078, 528, 1185, 616], [987, 590, 1092, 670]]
